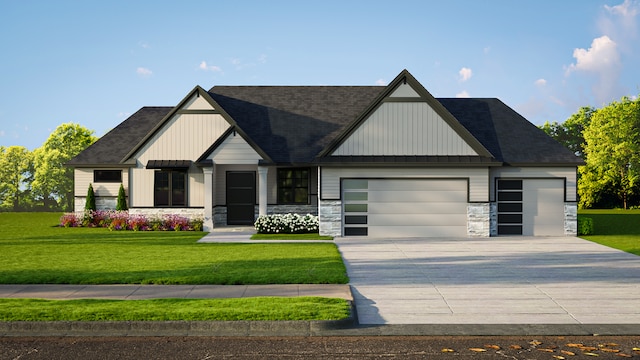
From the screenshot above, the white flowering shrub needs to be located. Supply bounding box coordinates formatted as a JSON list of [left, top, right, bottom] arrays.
[[254, 213, 319, 234]]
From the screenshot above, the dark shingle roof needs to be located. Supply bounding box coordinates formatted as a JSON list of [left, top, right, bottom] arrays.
[[438, 98, 583, 165], [208, 86, 386, 163], [68, 88, 582, 167], [66, 107, 172, 166]]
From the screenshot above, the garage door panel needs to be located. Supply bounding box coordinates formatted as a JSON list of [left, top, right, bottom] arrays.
[[369, 214, 467, 226], [368, 202, 467, 214], [368, 190, 467, 203], [368, 225, 467, 238], [369, 179, 465, 191], [342, 179, 469, 237]]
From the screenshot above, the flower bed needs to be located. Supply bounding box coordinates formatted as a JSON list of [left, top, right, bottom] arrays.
[[59, 211, 203, 231], [254, 213, 319, 234]]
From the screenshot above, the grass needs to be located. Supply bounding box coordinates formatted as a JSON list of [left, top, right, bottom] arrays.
[[0, 297, 351, 321], [250, 233, 334, 240], [0, 212, 348, 285], [579, 209, 640, 256]]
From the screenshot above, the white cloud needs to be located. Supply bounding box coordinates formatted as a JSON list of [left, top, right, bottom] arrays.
[[599, 0, 639, 47], [375, 78, 386, 85], [136, 67, 153, 77], [458, 67, 472, 82], [199, 61, 222, 72], [0, 130, 4, 137], [456, 90, 470, 98], [139, 41, 150, 49], [566, 35, 620, 74], [483, 46, 491, 54], [534, 78, 547, 87], [605, 0, 639, 18], [117, 112, 131, 119], [566, 35, 623, 105], [258, 54, 268, 63]]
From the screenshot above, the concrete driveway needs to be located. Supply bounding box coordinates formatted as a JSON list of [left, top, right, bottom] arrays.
[[335, 236, 640, 325]]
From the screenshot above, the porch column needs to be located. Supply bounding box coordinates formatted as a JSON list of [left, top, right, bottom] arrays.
[[257, 166, 269, 217], [202, 166, 214, 232]]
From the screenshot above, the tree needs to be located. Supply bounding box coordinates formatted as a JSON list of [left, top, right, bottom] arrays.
[[85, 183, 96, 211], [0, 146, 33, 211], [31, 123, 97, 211], [116, 184, 127, 211], [539, 106, 594, 158], [579, 97, 640, 209]]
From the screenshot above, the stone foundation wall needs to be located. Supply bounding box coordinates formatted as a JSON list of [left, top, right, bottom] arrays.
[[467, 203, 491, 237], [318, 200, 342, 237], [129, 208, 204, 220], [564, 202, 578, 236], [74, 197, 119, 213], [213, 205, 318, 226]]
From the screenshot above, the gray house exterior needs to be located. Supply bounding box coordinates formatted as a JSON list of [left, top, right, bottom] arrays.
[[67, 70, 584, 237]]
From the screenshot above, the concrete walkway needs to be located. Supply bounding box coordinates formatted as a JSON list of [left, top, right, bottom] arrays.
[[0, 284, 352, 300], [335, 236, 640, 326]]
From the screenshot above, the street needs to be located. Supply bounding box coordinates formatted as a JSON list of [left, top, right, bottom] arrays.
[[2, 336, 640, 359]]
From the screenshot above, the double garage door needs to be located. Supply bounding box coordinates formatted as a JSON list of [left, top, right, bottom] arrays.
[[342, 178, 566, 237], [342, 179, 468, 237]]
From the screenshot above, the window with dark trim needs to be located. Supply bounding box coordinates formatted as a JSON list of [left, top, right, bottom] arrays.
[[277, 168, 309, 204], [94, 170, 122, 183], [154, 170, 187, 207]]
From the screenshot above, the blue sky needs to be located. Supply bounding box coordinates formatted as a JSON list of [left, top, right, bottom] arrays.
[[1, 0, 639, 150]]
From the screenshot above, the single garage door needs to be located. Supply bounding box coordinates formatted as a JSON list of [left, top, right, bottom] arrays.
[[497, 179, 565, 236], [342, 179, 468, 237]]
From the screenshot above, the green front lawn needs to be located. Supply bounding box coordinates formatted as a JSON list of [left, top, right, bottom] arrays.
[[0, 213, 348, 285], [0, 297, 351, 321], [579, 209, 640, 256]]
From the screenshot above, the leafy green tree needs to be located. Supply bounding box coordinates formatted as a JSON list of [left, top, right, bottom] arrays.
[[579, 97, 640, 209], [539, 106, 594, 158], [85, 183, 96, 211], [0, 146, 33, 211], [116, 183, 128, 211], [31, 123, 97, 211]]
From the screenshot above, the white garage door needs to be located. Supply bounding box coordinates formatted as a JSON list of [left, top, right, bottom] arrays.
[[342, 179, 468, 237], [497, 179, 565, 236]]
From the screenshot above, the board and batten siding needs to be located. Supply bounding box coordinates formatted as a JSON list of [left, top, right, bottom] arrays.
[[74, 168, 129, 197], [207, 133, 263, 164], [135, 113, 231, 164], [332, 102, 478, 156], [321, 167, 488, 202], [490, 167, 577, 202]]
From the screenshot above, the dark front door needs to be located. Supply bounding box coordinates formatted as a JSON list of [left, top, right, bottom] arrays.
[[226, 171, 256, 225]]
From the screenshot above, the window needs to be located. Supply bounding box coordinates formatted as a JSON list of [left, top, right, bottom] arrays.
[[94, 170, 122, 183], [277, 168, 309, 204], [154, 170, 186, 207]]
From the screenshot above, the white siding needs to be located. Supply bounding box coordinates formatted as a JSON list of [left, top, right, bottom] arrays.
[[74, 168, 129, 197], [321, 167, 488, 202], [130, 167, 154, 207], [388, 83, 420, 97], [490, 167, 577, 202], [332, 102, 478, 156], [135, 113, 230, 164], [182, 94, 215, 110], [209, 133, 262, 164]]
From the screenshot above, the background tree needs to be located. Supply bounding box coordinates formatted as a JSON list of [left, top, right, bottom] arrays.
[[116, 183, 128, 211], [579, 97, 640, 209], [31, 123, 97, 211], [0, 146, 33, 211], [539, 106, 594, 158]]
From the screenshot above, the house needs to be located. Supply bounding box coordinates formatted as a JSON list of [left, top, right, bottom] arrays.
[[67, 70, 584, 237]]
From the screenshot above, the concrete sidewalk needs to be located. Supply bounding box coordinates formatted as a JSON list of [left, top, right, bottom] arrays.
[[0, 284, 352, 300]]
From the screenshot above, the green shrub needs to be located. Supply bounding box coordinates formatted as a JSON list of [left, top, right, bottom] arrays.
[[85, 184, 96, 211], [578, 217, 594, 235], [116, 184, 128, 211]]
